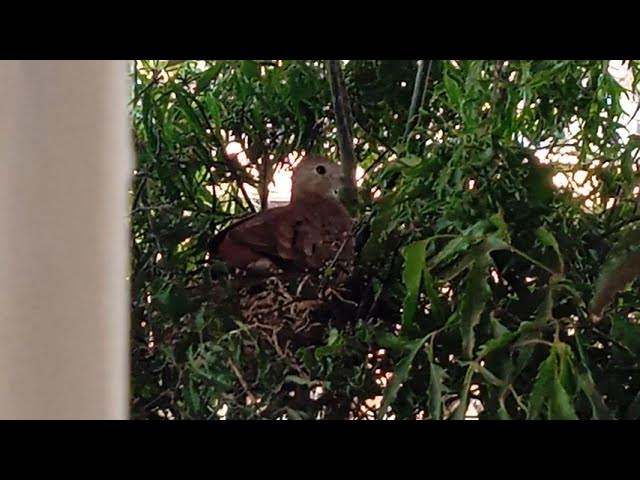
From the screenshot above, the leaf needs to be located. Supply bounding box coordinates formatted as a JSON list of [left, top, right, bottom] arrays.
[[590, 225, 640, 319], [611, 315, 640, 356], [398, 154, 423, 167], [315, 328, 345, 359], [477, 313, 517, 359], [526, 164, 554, 206], [477, 330, 517, 359], [197, 63, 224, 91], [497, 404, 511, 420], [174, 90, 207, 135], [574, 332, 613, 420], [555, 342, 577, 397], [285, 408, 305, 420], [529, 341, 579, 419], [284, 375, 314, 386], [536, 226, 565, 274], [452, 365, 474, 420], [459, 254, 492, 359], [470, 361, 505, 387], [240, 60, 260, 80], [427, 362, 448, 420], [184, 378, 201, 414], [427, 221, 490, 270], [422, 266, 445, 325], [533, 283, 555, 325], [491, 313, 511, 338], [439, 236, 511, 282], [489, 211, 511, 243], [527, 352, 556, 420], [375, 331, 409, 351], [166, 60, 186, 69], [402, 240, 427, 329], [548, 376, 578, 420], [377, 336, 428, 419], [443, 73, 462, 106]]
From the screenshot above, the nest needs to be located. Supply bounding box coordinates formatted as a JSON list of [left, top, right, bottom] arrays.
[[232, 257, 356, 350]]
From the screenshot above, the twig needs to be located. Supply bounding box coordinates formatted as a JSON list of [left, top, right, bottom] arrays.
[[183, 89, 257, 213], [326, 60, 358, 210], [404, 60, 428, 142], [228, 359, 258, 405]]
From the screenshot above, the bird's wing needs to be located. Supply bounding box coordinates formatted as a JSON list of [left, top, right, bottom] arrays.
[[225, 199, 353, 270], [226, 205, 299, 262]]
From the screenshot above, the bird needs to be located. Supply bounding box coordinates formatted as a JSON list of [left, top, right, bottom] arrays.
[[207, 154, 356, 354], [209, 155, 354, 277]]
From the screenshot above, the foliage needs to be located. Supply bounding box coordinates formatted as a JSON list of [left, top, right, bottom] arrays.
[[131, 60, 640, 420]]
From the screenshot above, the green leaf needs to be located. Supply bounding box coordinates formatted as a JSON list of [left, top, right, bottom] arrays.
[[197, 63, 224, 91], [452, 365, 474, 420], [284, 375, 314, 386], [470, 361, 505, 387], [548, 376, 578, 420], [377, 336, 428, 419], [422, 266, 445, 325], [443, 73, 462, 106], [611, 315, 640, 356], [497, 404, 511, 420], [489, 211, 511, 243], [477, 330, 517, 359], [402, 240, 427, 329], [555, 342, 577, 397], [590, 225, 640, 319], [459, 254, 492, 359], [375, 331, 409, 351], [427, 221, 489, 270], [427, 362, 448, 420], [527, 352, 556, 420], [184, 378, 201, 414], [491, 314, 510, 338], [536, 226, 565, 274], [398, 154, 423, 167], [315, 328, 345, 360], [574, 332, 613, 420], [240, 60, 260, 80]]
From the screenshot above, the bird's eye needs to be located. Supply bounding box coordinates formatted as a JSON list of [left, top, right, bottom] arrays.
[[315, 165, 326, 175]]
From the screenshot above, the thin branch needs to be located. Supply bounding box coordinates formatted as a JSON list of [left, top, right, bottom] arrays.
[[404, 60, 428, 142], [326, 60, 358, 211]]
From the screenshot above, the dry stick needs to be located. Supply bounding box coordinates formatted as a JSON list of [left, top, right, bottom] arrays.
[[228, 359, 258, 405], [326, 60, 358, 211]]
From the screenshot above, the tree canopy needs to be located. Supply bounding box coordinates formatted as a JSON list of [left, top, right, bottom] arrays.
[[131, 60, 640, 420]]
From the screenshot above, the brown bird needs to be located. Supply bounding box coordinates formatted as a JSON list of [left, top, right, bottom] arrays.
[[210, 155, 354, 276]]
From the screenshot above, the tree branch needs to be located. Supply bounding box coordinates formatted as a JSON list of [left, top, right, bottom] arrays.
[[404, 60, 428, 142], [326, 60, 358, 212]]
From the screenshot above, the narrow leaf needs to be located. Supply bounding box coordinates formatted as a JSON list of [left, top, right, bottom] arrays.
[[548, 376, 578, 420], [377, 336, 428, 419], [402, 240, 427, 329], [527, 352, 556, 419], [459, 254, 491, 359], [427, 362, 448, 420]]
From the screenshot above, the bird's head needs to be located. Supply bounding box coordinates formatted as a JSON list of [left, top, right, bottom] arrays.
[[291, 155, 342, 201]]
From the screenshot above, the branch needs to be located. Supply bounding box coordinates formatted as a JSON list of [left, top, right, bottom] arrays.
[[184, 89, 257, 213], [326, 60, 358, 212], [403, 60, 428, 142]]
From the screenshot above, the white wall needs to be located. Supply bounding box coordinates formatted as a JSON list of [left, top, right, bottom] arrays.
[[0, 61, 131, 419]]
